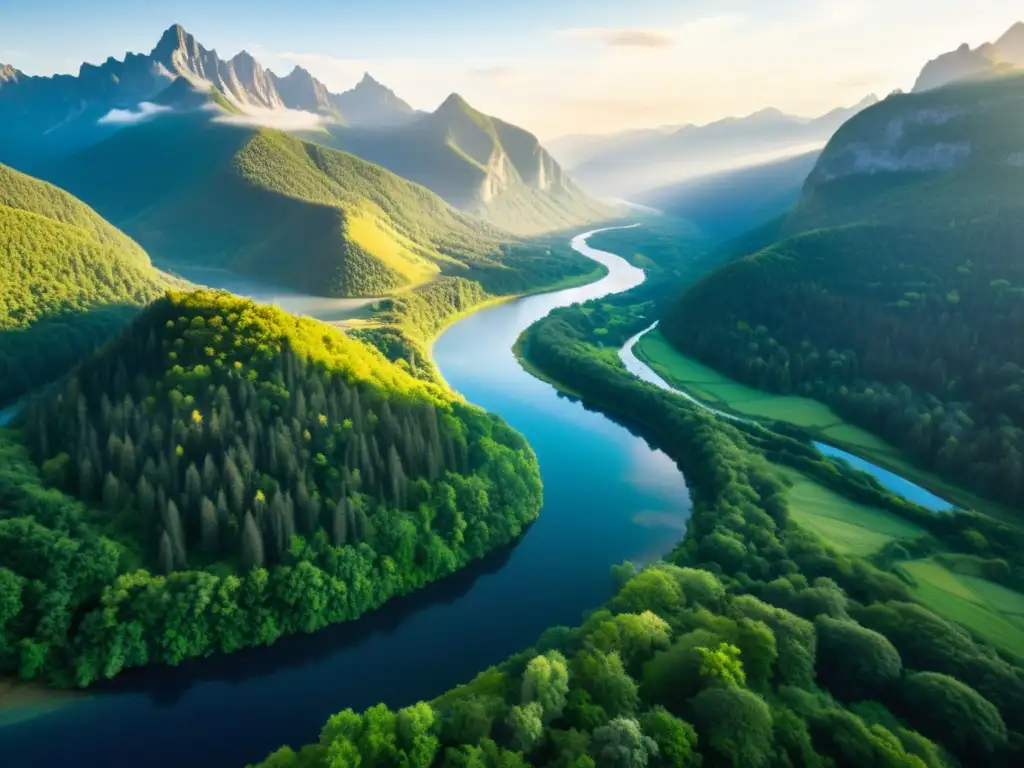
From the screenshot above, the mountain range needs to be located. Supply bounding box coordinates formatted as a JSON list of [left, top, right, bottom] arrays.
[[0, 24, 611, 235], [0, 24, 417, 163], [46, 112, 591, 300], [913, 22, 1024, 92], [558, 96, 879, 197], [637, 150, 821, 242]]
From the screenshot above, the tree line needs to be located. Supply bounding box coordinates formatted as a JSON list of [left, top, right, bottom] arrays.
[[662, 221, 1024, 508]]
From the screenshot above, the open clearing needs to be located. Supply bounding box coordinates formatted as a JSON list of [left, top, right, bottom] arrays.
[[903, 559, 1024, 657], [776, 466, 928, 557]]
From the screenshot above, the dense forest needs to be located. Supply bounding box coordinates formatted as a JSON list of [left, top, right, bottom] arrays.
[[255, 260, 1024, 767], [1, 289, 541, 686], [661, 77, 1024, 508], [49, 115, 598, 299], [0, 162, 168, 405]]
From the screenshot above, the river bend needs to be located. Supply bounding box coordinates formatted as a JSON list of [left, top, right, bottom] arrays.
[[0, 227, 693, 768]]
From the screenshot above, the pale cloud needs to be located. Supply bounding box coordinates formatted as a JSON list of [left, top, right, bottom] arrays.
[[560, 28, 676, 48], [558, 14, 744, 49], [98, 102, 171, 125], [213, 105, 327, 132]]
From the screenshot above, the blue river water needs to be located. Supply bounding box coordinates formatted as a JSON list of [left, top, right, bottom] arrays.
[[0, 227, 693, 768], [619, 325, 953, 511]]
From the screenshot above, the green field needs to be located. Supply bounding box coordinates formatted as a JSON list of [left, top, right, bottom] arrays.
[[635, 328, 1018, 522], [775, 467, 927, 557], [903, 559, 1024, 657]]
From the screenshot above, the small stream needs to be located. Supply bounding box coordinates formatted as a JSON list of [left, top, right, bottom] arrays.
[[620, 323, 953, 511]]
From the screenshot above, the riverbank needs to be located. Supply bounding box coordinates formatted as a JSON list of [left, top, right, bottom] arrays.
[[516, 229, 1024, 663], [633, 327, 1017, 523], [0, 678, 80, 723], [425, 262, 609, 347]]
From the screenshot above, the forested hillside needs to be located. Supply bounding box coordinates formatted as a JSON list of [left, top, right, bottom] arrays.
[[0, 163, 167, 406], [50, 114, 596, 299], [1, 289, 541, 685], [661, 75, 1024, 508]]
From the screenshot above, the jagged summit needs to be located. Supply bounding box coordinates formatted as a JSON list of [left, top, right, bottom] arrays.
[[913, 20, 1024, 91], [435, 92, 473, 115], [333, 70, 416, 127], [151, 23, 198, 60], [0, 63, 22, 83]]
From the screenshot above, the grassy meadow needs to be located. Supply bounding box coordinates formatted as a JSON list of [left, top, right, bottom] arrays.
[[902, 559, 1024, 658], [774, 466, 928, 557], [635, 328, 1018, 522]]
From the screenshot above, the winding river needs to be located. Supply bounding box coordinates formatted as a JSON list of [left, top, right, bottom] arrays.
[[0, 228, 694, 768], [1, 225, 954, 766]]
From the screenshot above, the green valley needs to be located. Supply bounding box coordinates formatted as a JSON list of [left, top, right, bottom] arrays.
[[51, 115, 598, 301], [0, 162, 169, 406], [8, 11, 1024, 768], [633, 328, 1016, 521]]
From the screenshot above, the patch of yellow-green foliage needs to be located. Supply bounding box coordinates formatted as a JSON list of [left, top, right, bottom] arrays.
[[55, 118, 597, 301], [0, 163, 167, 404]]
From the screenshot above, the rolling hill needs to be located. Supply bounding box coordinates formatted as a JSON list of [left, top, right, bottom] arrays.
[[660, 74, 1024, 507], [0, 162, 168, 405], [4, 288, 542, 685], [318, 93, 617, 235], [48, 113, 595, 299]]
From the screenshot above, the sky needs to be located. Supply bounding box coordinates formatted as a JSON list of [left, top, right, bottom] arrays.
[[1, 0, 1022, 138]]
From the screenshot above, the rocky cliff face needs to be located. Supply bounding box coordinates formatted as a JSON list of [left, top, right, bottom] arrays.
[[0, 64, 22, 84], [270, 66, 335, 114], [807, 77, 1024, 187]]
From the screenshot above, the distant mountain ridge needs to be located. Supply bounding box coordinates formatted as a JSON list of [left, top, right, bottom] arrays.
[[561, 95, 878, 196], [660, 73, 1024, 507], [0, 23, 611, 235], [0, 23, 417, 169], [914, 21, 1024, 92]]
